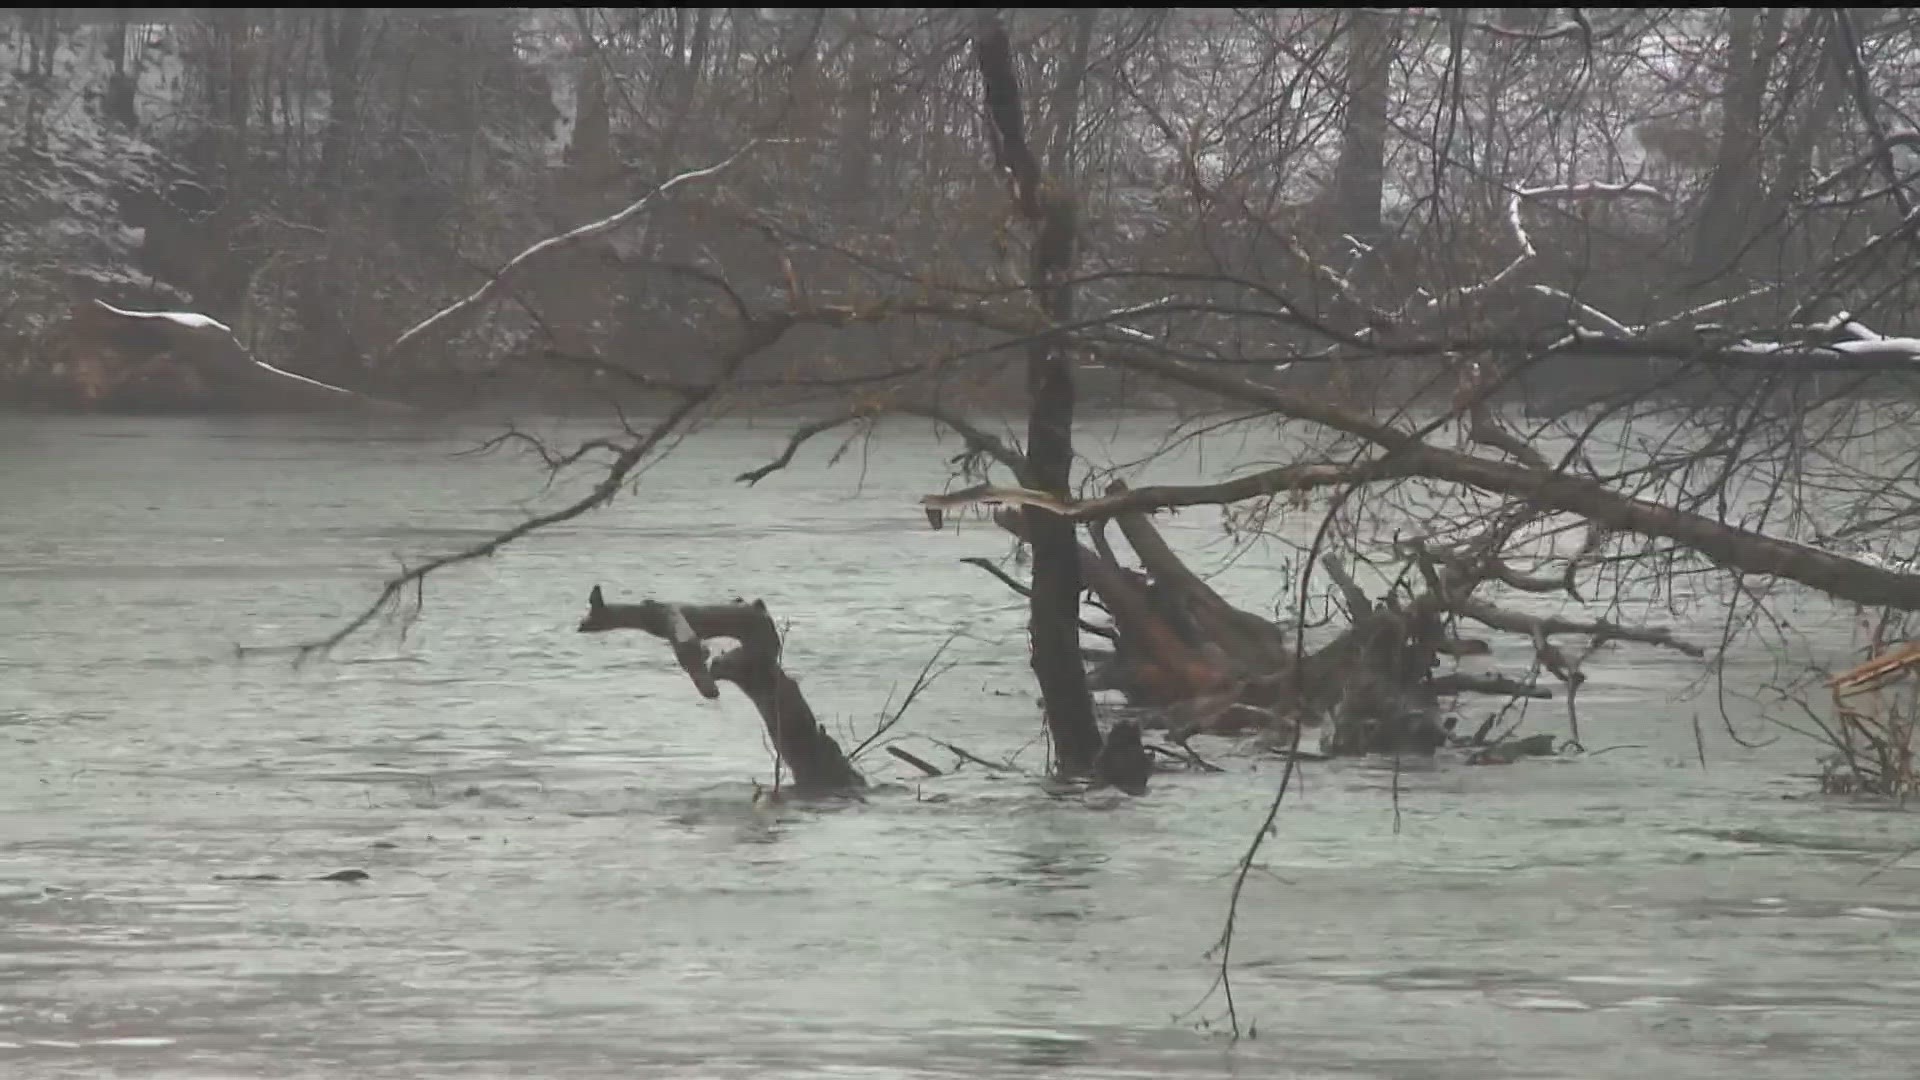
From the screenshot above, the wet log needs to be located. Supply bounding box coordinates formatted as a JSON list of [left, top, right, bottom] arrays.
[[576, 586, 864, 793]]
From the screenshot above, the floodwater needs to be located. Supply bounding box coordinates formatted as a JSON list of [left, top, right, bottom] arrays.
[[3, 412, 1919, 1079]]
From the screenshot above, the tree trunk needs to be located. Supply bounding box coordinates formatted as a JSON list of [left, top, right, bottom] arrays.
[[566, 54, 613, 183], [577, 587, 865, 794], [838, 28, 876, 203], [318, 7, 364, 190], [1692, 7, 1786, 277], [104, 7, 137, 125], [221, 8, 251, 136], [974, 14, 1104, 775], [993, 508, 1228, 708], [1332, 9, 1394, 242], [1045, 9, 1098, 179]]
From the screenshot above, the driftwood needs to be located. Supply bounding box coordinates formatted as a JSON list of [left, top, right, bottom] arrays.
[[577, 586, 864, 793]]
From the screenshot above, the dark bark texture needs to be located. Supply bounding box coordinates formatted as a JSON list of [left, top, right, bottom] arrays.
[[973, 14, 1103, 775], [577, 586, 865, 793]]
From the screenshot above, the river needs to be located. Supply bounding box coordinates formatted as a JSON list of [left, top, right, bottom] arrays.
[[3, 413, 1919, 1079]]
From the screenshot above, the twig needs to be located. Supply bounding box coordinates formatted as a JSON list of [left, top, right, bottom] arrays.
[[1584, 743, 1646, 758], [928, 737, 1024, 774], [959, 558, 1120, 640], [1149, 737, 1226, 773], [850, 633, 959, 761], [886, 745, 945, 777], [739, 405, 1029, 487], [1453, 598, 1704, 657], [1429, 673, 1552, 699], [242, 389, 717, 661], [1184, 719, 1303, 1042], [737, 412, 874, 486]]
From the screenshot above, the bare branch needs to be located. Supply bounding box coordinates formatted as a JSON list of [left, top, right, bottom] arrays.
[[248, 389, 714, 661], [739, 405, 1028, 487], [385, 141, 764, 362], [1430, 673, 1553, 699], [1091, 347, 1920, 612], [958, 557, 1120, 641], [1452, 598, 1705, 658]]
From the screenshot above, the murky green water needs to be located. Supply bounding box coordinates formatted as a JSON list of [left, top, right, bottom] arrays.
[[3, 413, 1918, 1078]]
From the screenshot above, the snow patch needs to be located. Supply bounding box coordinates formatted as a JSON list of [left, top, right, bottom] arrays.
[[1833, 337, 1920, 358]]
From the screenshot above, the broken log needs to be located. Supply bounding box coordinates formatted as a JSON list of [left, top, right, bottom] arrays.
[[577, 586, 864, 793]]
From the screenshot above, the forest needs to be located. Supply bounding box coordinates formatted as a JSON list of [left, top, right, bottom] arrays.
[[9, 7, 1920, 797]]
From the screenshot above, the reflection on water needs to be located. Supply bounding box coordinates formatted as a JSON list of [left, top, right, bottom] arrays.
[[2, 415, 1920, 1079]]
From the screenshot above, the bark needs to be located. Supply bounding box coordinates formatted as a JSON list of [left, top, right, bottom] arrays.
[[993, 507, 1226, 708], [104, 8, 137, 125], [1765, 12, 1855, 215], [566, 53, 613, 184], [1107, 481, 1291, 673], [319, 7, 365, 190], [1692, 7, 1787, 276], [1045, 9, 1098, 179], [1309, 558, 1450, 755], [219, 8, 251, 135], [974, 14, 1103, 775], [1331, 9, 1394, 241], [838, 28, 876, 202], [577, 587, 865, 794]]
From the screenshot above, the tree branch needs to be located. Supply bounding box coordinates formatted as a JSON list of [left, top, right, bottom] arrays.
[[1088, 347, 1920, 612], [1451, 597, 1704, 658], [385, 141, 763, 362], [959, 557, 1120, 641], [1430, 672, 1553, 699], [739, 404, 1028, 486]]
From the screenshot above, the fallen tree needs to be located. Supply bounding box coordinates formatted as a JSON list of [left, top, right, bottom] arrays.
[[919, 477, 1705, 755]]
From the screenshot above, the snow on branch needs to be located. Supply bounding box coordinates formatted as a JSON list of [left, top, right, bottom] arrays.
[[384, 140, 766, 362], [94, 302, 230, 333], [1438, 180, 1668, 311], [1707, 309, 1920, 368], [1524, 284, 1634, 338], [89, 301, 373, 403]]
